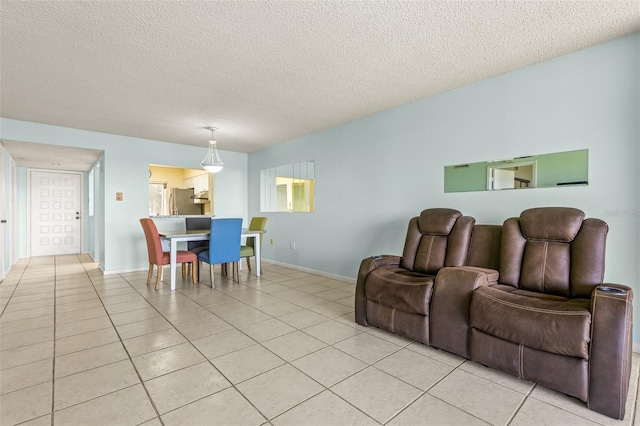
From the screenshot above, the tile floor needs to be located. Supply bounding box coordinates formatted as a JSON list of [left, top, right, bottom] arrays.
[[1, 255, 639, 426]]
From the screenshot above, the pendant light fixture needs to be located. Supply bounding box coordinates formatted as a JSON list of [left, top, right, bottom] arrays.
[[200, 126, 224, 173]]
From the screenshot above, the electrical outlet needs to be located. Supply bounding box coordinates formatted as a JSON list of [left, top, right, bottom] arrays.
[[290, 242, 296, 250]]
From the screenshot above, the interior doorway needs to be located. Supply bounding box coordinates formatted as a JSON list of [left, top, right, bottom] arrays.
[[30, 170, 82, 256]]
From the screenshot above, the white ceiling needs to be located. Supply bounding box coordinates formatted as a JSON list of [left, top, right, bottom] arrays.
[[1, 1, 639, 169], [0, 139, 103, 172]]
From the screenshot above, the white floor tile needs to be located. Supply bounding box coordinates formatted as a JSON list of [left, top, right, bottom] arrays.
[[1, 256, 635, 426]]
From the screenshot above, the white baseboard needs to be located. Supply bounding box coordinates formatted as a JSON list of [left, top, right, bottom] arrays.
[[102, 266, 148, 275], [261, 258, 355, 284]]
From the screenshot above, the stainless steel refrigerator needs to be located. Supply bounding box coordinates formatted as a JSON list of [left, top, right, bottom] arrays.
[[169, 188, 202, 215]]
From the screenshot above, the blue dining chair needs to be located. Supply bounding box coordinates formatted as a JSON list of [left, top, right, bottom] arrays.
[[197, 218, 242, 288]]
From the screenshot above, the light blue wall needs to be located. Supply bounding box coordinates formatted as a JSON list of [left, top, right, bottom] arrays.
[[1, 146, 11, 277], [94, 158, 105, 266], [0, 121, 248, 272], [249, 34, 640, 337]]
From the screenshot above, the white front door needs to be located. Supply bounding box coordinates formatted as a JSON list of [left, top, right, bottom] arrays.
[[30, 171, 82, 256]]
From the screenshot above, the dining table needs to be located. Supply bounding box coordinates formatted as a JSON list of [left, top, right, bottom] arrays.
[[158, 228, 265, 290]]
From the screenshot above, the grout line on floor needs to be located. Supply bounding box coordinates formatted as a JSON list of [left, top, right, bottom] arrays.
[[120, 270, 281, 422], [4, 256, 638, 425], [84, 261, 165, 426], [0, 265, 29, 318], [149, 272, 378, 423]]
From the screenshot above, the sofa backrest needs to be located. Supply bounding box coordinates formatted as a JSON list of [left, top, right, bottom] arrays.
[[499, 207, 608, 298], [466, 224, 502, 270], [400, 208, 475, 275]]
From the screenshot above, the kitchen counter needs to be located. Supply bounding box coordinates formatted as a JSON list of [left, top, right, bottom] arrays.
[[151, 215, 214, 218]]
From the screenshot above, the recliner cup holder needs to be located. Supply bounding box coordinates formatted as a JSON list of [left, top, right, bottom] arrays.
[[598, 286, 627, 295]]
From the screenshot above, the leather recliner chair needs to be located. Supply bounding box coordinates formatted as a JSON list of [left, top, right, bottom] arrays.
[[355, 208, 475, 344], [464, 208, 633, 420]]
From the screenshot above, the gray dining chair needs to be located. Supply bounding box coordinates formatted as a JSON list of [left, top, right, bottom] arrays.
[[186, 217, 212, 281]]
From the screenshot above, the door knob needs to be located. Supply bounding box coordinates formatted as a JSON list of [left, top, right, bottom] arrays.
[[0, 219, 6, 223]]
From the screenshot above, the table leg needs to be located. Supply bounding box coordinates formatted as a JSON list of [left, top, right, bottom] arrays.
[[169, 241, 177, 290], [255, 234, 261, 277]]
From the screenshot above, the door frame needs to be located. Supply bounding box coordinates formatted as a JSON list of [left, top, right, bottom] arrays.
[[10, 156, 17, 265], [0, 145, 5, 280], [27, 169, 84, 257]]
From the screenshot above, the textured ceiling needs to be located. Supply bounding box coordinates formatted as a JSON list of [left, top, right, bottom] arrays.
[[0, 139, 103, 172], [1, 1, 639, 166]]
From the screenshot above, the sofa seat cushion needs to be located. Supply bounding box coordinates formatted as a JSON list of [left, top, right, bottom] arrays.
[[365, 268, 435, 315], [470, 286, 592, 358]]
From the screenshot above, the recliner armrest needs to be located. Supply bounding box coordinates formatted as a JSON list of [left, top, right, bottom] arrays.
[[430, 266, 499, 358], [588, 283, 634, 419], [355, 255, 401, 326]]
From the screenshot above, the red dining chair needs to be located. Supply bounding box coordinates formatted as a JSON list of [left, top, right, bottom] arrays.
[[140, 218, 198, 289]]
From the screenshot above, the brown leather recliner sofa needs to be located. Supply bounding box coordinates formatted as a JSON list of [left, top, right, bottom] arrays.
[[355, 208, 475, 344], [356, 207, 633, 419]]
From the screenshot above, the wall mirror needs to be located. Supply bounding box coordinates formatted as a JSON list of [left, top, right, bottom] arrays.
[[444, 149, 588, 193], [260, 161, 315, 212], [148, 165, 213, 216]]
